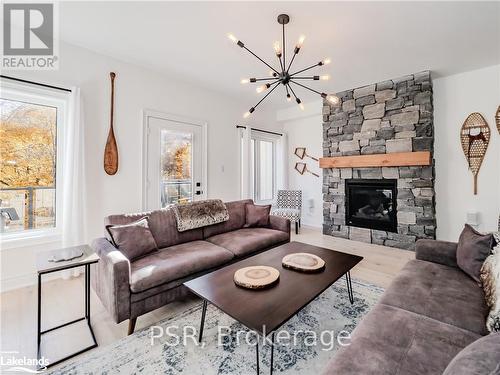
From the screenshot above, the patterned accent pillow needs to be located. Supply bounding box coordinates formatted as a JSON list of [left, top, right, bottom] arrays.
[[480, 232, 500, 332], [106, 217, 158, 261]]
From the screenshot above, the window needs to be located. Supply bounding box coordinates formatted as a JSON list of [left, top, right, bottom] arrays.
[[241, 131, 278, 204], [160, 130, 193, 206], [143, 112, 206, 211], [0, 81, 67, 241]]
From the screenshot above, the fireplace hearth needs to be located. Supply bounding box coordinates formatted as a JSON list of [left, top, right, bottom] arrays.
[[345, 179, 397, 232]]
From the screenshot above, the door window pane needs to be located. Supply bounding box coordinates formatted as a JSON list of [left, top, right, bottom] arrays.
[[0, 99, 57, 233], [259, 140, 274, 201], [160, 130, 192, 206]]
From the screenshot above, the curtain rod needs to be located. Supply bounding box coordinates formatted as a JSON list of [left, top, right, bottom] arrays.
[[236, 125, 282, 137], [0, 75, 72, 93]]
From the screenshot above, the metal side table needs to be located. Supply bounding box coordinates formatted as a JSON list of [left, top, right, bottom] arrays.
[[36, 245, 99, 368]]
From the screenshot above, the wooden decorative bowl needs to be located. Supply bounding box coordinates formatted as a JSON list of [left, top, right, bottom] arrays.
[[282, 253, 326, 273], [234, 266, 280, 289]]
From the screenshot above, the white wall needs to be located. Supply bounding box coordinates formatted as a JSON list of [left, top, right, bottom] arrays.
[[0, 41, 279, 291], [433, 65, 500, 241], [278, 101, 323, 228]]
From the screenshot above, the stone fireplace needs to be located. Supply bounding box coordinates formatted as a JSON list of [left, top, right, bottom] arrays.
[[322, 71, 436, 250]]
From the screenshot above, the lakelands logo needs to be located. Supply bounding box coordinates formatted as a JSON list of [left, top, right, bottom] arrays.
[[1, 351, 49, 373], [2, 2, 59, 69]]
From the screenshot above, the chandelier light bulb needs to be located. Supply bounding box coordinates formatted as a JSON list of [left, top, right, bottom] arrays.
[[299, 103, 305, 111], [320, 75, 330, 81], [273, 41, 282, 57], [228, 33, 238, 43], [297, 35, 306, 48], [256, 84, 270, 93], [322, 58, 331, 65], [327, 95, 340, 105], [243, 111, 251, 118], [241, 78, 250, 84], [286, 94, 292, 102]]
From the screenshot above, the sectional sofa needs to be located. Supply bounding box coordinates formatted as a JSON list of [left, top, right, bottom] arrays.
[[323, 238, 499, 374]]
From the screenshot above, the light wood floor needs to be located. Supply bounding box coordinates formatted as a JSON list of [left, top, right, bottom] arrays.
[[0, 227, 414, 371]]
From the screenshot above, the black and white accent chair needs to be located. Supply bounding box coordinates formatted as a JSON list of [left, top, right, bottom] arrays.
[[271, 190, 302, 234]]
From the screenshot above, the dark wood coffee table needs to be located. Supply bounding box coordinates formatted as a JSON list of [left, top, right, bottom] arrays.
[[184, 241, 362, 374]]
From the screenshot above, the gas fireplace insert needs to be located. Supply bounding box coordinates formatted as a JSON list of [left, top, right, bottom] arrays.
[[345, 179, 397, 232]]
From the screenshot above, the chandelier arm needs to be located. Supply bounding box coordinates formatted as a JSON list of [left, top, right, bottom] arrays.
[[253, 81, 281, 110], [287, 83, 299, 101], [242, 46, 280, 74], [290, 63, 321, 77], [253, 77, 280, 82], [286, 53, 297, 74], [291, 76, 317, 80], [276, 54, 285, 72], [290, 80, 323, 96], [285, 85, 290, 97]]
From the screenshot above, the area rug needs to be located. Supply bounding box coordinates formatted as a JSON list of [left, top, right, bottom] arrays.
[[50, 279, 383, 374]]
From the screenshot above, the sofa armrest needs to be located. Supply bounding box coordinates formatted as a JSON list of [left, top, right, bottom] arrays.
[[415, 239, 458, 268], [91, 237, 131, 323], [269, 215, 291, 236]]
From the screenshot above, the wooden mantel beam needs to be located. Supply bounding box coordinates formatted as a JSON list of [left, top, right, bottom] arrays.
[[319, 151, 431, 169]]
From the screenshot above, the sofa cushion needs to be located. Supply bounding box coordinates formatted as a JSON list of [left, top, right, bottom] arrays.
[[129, 240, 234, 293], [105, 208, 204, 249], [379, 259, 488, 335], [206, 228, 289, 257], [105, 217, 158, 261], [203, 199, 253, 238], [457, 224, 495, 282], [443, 333, 500, 375], [322, 304, 481, 375], [244, 204, 271, 228]]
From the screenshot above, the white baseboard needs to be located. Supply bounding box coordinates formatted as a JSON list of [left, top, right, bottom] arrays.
[[0, 273, 37, 293], [299, 221, 322, 229], [1, 272, 64, 293]]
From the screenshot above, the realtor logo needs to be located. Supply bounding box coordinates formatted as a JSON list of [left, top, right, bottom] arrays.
[[2, 2, 59, 69]]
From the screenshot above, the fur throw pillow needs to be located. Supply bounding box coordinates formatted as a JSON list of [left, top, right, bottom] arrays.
[[480, 232, 500, 332]]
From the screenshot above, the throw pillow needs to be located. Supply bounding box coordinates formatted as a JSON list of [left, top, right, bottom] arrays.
[[106, 217, 158, 261], [456, 224, 496, 282], [480, 233, 500, 332], [244, 204, 271, 228]]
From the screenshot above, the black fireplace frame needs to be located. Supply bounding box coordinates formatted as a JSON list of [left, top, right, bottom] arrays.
[[345, 179, 398, 233]]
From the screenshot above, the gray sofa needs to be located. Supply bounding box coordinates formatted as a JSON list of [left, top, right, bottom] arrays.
[[91, 199, 290, 334], [323, 238, 498, 374]]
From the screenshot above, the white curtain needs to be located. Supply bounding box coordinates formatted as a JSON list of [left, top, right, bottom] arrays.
[[62, 87, 86, 249], [240, 127, 252, 199], [276, 132, 288, 193]]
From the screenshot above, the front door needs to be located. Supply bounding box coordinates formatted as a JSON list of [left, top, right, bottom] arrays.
[[144, 114, 205, 210]]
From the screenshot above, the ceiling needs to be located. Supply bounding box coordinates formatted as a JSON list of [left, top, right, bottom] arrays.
[[58, 1, 499, 110]]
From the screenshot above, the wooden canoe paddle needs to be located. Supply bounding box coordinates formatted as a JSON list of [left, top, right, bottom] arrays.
[[104, 72, 118, 175]]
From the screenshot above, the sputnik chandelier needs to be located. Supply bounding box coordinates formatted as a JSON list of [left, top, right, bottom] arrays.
[[228, 13, 339, 118]]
